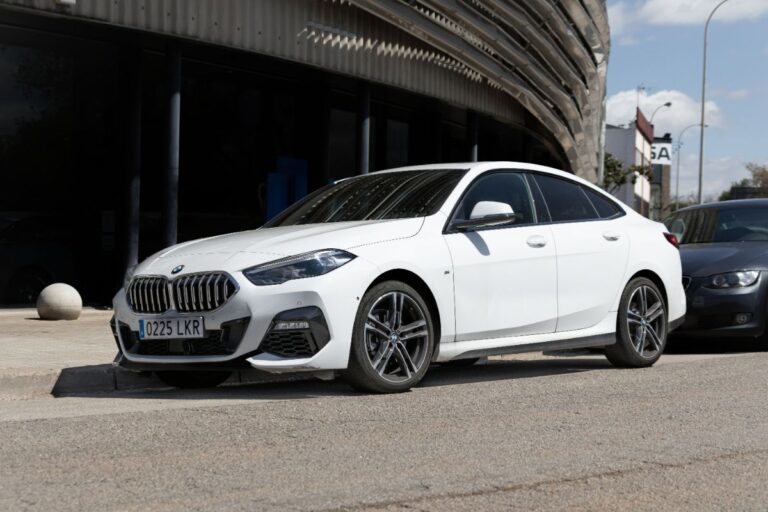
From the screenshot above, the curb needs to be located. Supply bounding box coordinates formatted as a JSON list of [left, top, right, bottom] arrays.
[[0, 365, 312, 400]]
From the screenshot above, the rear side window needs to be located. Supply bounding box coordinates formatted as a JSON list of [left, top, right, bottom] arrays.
[[581, 186, 622, 219], [532, 174, 599, 222]]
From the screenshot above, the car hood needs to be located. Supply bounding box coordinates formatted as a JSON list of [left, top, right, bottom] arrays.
[[680, 242, 768, 277], [136, 218, 424, 276]]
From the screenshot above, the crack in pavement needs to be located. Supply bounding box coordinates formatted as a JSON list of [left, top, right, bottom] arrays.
[[328, 447, 768, 511]]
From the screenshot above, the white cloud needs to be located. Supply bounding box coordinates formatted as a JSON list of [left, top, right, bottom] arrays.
[[606, 89, 723, 137], [607, 0, 768, 42], [672, 154, 751, 200], [607, 2, 631, 37], [638, 0, 768, 25]]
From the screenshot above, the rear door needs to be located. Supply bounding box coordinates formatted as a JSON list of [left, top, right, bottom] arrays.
[[529, 173, 630, 332]]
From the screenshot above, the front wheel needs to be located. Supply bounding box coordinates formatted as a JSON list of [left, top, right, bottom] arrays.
[[605, 277, 667, 368], [343, 281, 435, 393], [155, 371, 232, 389]]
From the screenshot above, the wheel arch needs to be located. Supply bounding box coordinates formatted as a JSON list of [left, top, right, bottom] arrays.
[[629, 269, 668, 308], [367, 269, 442, 360]]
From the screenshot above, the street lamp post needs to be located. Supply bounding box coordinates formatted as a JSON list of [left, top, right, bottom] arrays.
[[675, 123, 705, 210], [698, 0, 732, 204], [650, 102, 672, 125]]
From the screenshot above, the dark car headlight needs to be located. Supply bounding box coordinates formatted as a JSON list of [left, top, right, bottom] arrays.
[[705, 271, 760, 289], [243, 249, 356, 286]]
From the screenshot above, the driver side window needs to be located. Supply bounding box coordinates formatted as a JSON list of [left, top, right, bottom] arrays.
[[453, 172, 535, 226]]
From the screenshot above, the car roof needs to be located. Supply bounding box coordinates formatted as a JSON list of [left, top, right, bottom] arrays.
[[676, 198, 768, 213], [347, 161, 593, 185]]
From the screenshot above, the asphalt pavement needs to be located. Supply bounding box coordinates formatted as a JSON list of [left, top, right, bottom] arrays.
[[1, 336, 767, 511]]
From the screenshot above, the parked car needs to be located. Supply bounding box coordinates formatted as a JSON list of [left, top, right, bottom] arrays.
[[665, 199, 768, 345], [112, 162, 686, 393]]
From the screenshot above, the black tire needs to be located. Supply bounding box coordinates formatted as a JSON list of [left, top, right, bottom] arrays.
[[441, 358, 480, 367], [155, 371, 232, 389], [343, 281, 436, 393], [605, 277, 668, 368]]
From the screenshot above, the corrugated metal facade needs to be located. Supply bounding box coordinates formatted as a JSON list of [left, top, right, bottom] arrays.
[[0, 0, 609, 179]]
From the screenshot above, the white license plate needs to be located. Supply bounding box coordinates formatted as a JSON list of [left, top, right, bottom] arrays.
[[139, 317, 205, 340]]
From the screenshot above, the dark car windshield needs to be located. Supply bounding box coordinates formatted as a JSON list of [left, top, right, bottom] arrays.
[[664, 207, 768, 244], [265, 169, 466, 227]]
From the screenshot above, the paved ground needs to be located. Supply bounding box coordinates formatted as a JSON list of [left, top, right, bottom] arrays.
[[0, 309, 299, 398], [1, 320, 766, 511]]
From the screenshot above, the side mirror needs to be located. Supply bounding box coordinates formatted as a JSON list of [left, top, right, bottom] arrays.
[[450, 201, 516, 232]]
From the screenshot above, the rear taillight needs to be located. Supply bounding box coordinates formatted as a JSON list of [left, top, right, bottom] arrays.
[[664, 232, 679, 249]]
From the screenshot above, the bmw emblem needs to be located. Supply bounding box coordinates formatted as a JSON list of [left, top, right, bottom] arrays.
[[171, 265, 185, 275]]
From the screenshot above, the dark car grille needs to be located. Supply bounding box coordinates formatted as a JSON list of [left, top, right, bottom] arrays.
[[127, 277, 171, 313], [136, 334, 229, 356], [127, 273, 237, 313], [172, 273, 237, 313], [260, 331, 317, 358]]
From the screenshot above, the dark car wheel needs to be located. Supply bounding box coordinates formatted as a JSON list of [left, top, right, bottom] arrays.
[[605, 277, 667, 368], [155, 371, 232, 389], [343, 281, 435, 393]]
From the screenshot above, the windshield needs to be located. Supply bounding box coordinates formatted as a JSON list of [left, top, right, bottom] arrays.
[[664, 207, 768, 244], [265, 169, 466, 227]]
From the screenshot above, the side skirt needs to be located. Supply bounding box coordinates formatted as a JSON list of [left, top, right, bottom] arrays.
[[451, 333, 616, 360]]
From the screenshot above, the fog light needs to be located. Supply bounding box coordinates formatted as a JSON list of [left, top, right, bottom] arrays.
[[734, 313, 752, 325], [273, 320, 310, 330]]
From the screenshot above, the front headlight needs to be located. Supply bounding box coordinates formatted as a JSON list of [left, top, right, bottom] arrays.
[[123, 264, 137, 289], [243, 249, 356, 286], [706, 270, 760, 289]]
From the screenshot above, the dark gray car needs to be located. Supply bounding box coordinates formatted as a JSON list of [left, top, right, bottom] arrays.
[[665, 199, 768, 343]]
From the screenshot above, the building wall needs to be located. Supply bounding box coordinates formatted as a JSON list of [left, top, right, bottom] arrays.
[[605, 123, 652, 216], [0, 1, 611, 304], [0, 0, 610, 179]]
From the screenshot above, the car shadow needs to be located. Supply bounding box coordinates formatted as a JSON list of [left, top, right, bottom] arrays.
[[51, 356, 613, 400], [421, 357, 612, 388], [666, 336, 766, 355]]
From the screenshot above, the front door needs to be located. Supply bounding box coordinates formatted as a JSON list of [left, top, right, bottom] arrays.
[[444, 171, 558, 341]]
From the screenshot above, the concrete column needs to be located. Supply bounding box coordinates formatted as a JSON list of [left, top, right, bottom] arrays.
[[125, 49, 142, 270], [357, 82, 371, 174], [163, 45, 181, 247], [468, 111, 479, 162]]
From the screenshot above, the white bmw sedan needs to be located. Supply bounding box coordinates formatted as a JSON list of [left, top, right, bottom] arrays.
[[112, 162, 686, 393]]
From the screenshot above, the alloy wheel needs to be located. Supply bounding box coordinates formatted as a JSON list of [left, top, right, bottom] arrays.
[[626, 284, 666, 358], [364, 291, 430, 383]]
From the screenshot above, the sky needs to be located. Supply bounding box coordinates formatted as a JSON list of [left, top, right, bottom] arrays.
[[605, 0, 768, 200]]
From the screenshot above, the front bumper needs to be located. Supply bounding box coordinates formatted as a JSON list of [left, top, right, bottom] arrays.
[[674, 274, 768, 338], [112, 257, 378, 372]]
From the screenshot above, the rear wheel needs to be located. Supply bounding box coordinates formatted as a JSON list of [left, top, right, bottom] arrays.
[[605, 277, 667, 368], [343, 281, 435, 393], [155, 371, 232, 389]]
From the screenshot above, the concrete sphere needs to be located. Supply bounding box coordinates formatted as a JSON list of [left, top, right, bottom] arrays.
[[36, 283, 82, 321]]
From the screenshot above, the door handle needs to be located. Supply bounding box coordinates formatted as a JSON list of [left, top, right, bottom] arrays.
[[526, 235, 548, 248], [603, 231, 621, 241]]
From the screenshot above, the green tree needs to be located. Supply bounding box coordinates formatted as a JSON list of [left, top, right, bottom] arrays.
[[719, 163, 768, 200], [602, 152, 653, 193]]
